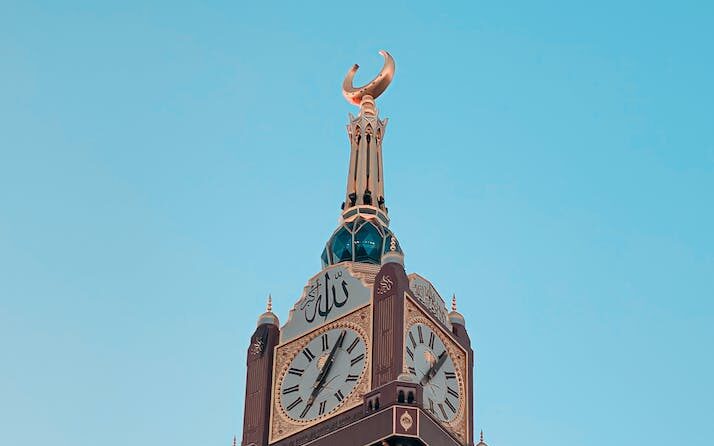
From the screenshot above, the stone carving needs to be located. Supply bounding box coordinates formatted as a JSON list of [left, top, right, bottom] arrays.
[[408, 274, 452, 330]]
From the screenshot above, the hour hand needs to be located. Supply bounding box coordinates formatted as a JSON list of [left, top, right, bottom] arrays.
[[299, 400, 314, 419], [420, 350, 448, 386], [310, 330, 347, 398]]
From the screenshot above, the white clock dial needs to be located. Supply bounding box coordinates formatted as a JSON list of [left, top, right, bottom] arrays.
[[405, 323, 462, 422], [279, 327, 367, 421]]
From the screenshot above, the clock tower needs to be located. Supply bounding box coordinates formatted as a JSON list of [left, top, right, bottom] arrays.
[[240, 51, 478, 446]]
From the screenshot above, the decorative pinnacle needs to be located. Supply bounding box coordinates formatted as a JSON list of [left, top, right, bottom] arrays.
[[390, 237, 397, 252], [266, 294, 272, 312], [232, 435, 237, 446], [452, 293, 457, 312], [342, 50, 395, 107]]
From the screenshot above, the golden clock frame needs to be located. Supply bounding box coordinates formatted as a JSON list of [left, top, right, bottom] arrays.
[[269, 304, 373, 444], [403, 293, 469, 444]]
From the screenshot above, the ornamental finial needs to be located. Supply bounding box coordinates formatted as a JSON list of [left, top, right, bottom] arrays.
[[342, 50, 395, 109], [232, 435, 237, 446], [266, 293, 272, 312], [452, 293, 457, 312]]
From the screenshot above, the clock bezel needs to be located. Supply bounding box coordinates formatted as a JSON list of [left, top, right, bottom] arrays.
[[403, 294, 469, 442], [269, 304, 372, 443]]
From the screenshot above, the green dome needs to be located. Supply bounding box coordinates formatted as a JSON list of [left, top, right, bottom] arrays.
[[321, 217, 402, 268]]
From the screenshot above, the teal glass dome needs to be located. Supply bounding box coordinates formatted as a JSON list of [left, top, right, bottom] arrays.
[[321, 217, 403, 267]]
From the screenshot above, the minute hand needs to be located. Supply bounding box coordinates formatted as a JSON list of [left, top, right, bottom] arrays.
[[308, 330, 346, 403], [300, 330, 346, 418], [420, 351, 448, 386]]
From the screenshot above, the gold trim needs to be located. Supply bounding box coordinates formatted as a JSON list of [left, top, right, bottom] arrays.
[[269, 305, 372, 443], [399, 410, 410, 431]]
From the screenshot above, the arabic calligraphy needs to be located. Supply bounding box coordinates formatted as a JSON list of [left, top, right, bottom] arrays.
[[300, 270, 350, 323], [280, 265, 374, 344], [408, 275, 452, 329], [376, 274, 394, 295]]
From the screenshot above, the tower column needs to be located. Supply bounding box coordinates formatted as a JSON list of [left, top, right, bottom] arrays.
[[241, 297, 280, 446], [344, 101, 387, 211]]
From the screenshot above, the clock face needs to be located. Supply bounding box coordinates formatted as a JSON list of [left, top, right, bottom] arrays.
[[278, 327, 367, 421], [405, 322, 462, 423]]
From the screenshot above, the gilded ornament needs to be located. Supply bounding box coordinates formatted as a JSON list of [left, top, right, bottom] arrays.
[[399, 410, 413, 431]]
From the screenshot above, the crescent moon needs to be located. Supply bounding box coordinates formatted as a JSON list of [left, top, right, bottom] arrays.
[[342, 50, 396, 106]]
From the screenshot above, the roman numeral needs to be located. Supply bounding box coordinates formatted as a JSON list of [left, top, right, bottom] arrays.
[[282, 384, 300, 395], [408, 332, 417, 349], [299, 404, 311, 419], [428, 398, 435, 413], [350, 353, 364, 366], [288, 367, 304, 377], [334, 389, 344, 402], [438, 350, 446, 359], [336, 330, 347, 347], [428, 332, 435, 349], [406, 347, 414, 360], [321, 333, 329, 351], [318, 400, 327, 415], [286, 397, 303, 411], [445, 397, 457, 413], [438, 402, 447, 419], [346, 374, 359, 382], [447, 386, 459, 398], [417, 325, 424, 344], [407, 366, 416, 375], [346, 337, 360, 354], [303, 348, 316, 362], [444, 371, 456, 380]]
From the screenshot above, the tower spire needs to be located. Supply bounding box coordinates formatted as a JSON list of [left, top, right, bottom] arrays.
[[321, 51, 401, 268], [341, 51, 395, 218]]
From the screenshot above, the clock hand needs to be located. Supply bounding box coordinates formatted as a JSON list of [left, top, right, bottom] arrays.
[[427, 381, 442, 391], [420, 350, 448, 386], [321, 374, 341, 390], [306, 330, 347, 406]]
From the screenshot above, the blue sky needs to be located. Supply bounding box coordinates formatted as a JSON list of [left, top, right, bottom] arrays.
[[1, 1, 712, 445]]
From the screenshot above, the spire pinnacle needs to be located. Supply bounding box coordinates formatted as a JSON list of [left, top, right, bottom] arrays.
[[342, 50, 395, 107], [257, 293, 279, 327], [448, 292, 466, 326], [340, 51, 395, 221], [476, 430, 488, 446], [232, 435, 237, 446]]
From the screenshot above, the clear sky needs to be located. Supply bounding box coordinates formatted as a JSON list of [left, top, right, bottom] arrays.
[[1, 1, 712, 445]]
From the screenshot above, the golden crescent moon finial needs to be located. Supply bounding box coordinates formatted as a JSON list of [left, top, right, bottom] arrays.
[[342, 50, 395, 106]]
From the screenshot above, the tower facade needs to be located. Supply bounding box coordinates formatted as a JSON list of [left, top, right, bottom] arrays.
[[241, 51, 476, 446]]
